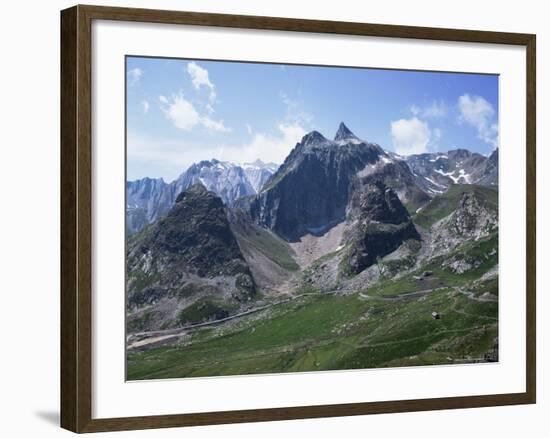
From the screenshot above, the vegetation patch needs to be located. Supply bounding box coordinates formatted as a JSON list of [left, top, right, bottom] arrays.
[[176, 299, 237, 326], [414, 184, 498, 229], [127, 286, 498, 380], [127, 309, 158, 332]]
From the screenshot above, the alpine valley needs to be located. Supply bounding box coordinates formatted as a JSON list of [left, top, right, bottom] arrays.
[[126, 123, 499, 380]]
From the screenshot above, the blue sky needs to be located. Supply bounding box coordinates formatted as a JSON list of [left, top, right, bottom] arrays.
[[127, 56, 499, 182]]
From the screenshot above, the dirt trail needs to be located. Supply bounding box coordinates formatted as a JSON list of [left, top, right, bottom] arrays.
[[456, 288, 498, 302], [127, 305, 275, 350]]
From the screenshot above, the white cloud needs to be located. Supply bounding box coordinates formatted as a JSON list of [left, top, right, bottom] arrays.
[[141, 100, 149, 114], [159, 93, 230, 132], [127, 68, 142, 86], [410, 100, 447, 118], [201, 116, 231, 132], [238, 122, 307, 164], [229, 93, 312, 163], [458, 94, 494, 126], [458, 94, 498, 148], [128, 123, 305, 181], [391, 116, 431, 155], [205, 103, 215, 114], [423, 100, 447, 118], [157, 63, 230, 132], [433, 127, 442, 143], [159, 94, 200, 131], [127, 133, 228, 182], [186, 62, 216, 102], [280, 92, 313, 125]]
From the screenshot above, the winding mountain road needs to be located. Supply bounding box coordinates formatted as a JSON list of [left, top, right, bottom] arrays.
[[128, 283, 496, 351], [127, 291, 323, 351]]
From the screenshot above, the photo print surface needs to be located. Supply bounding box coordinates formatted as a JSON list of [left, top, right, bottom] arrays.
[[125, 56, 499, 381]]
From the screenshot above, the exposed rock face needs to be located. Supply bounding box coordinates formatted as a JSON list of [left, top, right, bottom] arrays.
[[334, 121, 361, 142], [126, 204, 149, 236], [126, 159, 278, 235], [448, 191, 498, 238], [127, 127, 499, 237], [126, 184, 255, 331], [405, 148, 498, 195], [126, 177, 168, 234], [354, 157, 431, 213], [343, 221, 418, 276], [424, 185, 499, 258], [348, 179, 411, 224], [173, 160, 255, 208], [475, 148, 499, 186], [341, 181, 420, 276], [145, 184, 250, 277], [248, 123, 423, 241], [241, 159, 280, 192]]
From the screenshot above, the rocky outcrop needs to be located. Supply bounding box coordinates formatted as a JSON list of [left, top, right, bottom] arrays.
[[142, 184, 251, 277], [423, 185, 499, 259], [354, 157, 431, 213], [341, 181, 420, 276], [126, 184, 256, 331], [347, 179, 411, 224], [447, 191, 498, 238]]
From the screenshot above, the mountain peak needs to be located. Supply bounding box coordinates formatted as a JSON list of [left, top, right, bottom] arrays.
[[175, 182, 208, 203], [248, 159, 265, 166], [301, 130, 329, 147], [334, 122, 358, 142]]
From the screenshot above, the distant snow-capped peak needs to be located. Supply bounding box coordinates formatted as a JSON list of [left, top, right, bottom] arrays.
[[240, 159, 279, 172], [126, 158, 280, 235]]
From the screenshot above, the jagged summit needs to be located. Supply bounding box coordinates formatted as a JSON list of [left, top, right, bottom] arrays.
[[249, 123, 388, 241], [334, 122, 359, 142], [301, 130, 329, 147], [175, 182, 208, 203], [298, 124, 364, 150], [246, 159, 267, 167], [298, 123, 363, 147]]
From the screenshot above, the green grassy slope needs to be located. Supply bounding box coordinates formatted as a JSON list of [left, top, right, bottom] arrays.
[[127, 283, 498, 380], [127, 184, 499, 381], [414, 184, 498, 229]]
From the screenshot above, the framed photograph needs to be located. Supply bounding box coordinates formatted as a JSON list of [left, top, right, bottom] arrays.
[[60, 4, 536, 433]]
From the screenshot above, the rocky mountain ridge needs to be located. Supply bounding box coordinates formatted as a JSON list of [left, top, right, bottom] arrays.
[[126, 159, 278, 235], [405, 148, 498, 195], [248, 123, 429, 241], [126, 184, 256, 331], [126, 122, 499, 339]]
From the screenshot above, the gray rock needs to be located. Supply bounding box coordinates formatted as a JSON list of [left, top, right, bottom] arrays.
[[126, 159, 278, 235]]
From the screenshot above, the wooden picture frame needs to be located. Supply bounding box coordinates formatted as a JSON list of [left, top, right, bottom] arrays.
[[61, 4, 536, 433]]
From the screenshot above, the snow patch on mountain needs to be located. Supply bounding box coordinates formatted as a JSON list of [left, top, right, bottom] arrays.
[[126, 159, 278, 234]]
